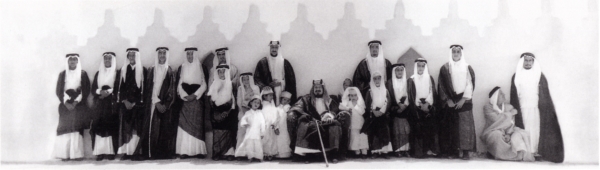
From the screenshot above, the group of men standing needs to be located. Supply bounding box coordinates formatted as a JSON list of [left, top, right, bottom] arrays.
[[53, 40, 563, 163]]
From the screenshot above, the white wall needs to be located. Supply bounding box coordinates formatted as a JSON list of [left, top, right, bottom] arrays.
[[1, 0, 597, 164]]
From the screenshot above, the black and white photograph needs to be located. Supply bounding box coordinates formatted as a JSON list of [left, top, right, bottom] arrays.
[[0, 0, 598, 169]]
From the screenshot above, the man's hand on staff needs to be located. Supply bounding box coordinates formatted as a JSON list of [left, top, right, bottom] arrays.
[[321, 113, 334, 124]]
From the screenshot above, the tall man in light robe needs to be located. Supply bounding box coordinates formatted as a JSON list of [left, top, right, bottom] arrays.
[[510, 52, 564, 163]]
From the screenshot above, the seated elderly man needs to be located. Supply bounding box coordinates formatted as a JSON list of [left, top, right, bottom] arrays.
[[287, 79, 350, 163], [481, 87, 534, 162]]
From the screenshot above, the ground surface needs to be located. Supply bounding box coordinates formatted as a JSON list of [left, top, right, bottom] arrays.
[[1, 157, 597, 169]]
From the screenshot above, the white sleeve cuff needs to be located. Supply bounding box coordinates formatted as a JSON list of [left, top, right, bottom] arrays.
[[63, 92, 70, 103], [74, 94, 82, 102], [322, 113, 334, 120]]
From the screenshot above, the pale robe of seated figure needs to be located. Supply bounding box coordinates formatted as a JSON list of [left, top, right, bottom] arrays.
[[481, 87, 534, 162]]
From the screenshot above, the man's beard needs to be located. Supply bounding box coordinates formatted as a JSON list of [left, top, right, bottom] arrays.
[[314, 93, 324, 98], [270, 52, 277, 57]]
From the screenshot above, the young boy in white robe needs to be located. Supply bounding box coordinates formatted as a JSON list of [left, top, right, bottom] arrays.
[[261, 86, 279, 160], [339, 87, 368, 159], [235, 96, 265, 162], [274, 91, 292, 159], [236, 73, 261, 150]]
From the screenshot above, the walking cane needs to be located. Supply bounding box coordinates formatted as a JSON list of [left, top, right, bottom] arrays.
[[315, 120, 329, 167]]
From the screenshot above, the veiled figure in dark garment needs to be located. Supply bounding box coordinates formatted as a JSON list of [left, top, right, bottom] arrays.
[[90, 52, 121, 161], [287, 79, 349, 163], [116, 48, 146, 159], [54, 53, 91, 160], [137, 47, 177, 160], [208, 64, 238, 161], [407, 59, 440, 158]]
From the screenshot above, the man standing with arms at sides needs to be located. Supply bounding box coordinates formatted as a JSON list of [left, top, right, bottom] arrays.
[[510, 52, 563, 163], [437, 45, 476, 160], [138, 47, 177, 160], [117, 48, 147, 160]]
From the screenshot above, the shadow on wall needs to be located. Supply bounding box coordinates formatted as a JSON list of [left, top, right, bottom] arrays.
[[19, 0, 599, 163]]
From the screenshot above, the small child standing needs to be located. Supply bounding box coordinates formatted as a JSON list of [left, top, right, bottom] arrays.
[[339, 87, 369, 159], [260, 87, 279, 160], [234, 95, 266, 162], [274, 91, 293, 159]]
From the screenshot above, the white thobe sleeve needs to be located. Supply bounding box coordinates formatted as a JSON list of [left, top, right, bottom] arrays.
[[463, 71, 473, 100]]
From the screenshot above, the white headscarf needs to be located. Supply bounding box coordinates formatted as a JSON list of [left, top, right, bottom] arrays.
[[449, 47, 470, 93], [178, 49, 206, 100], [180, 49, 204, 85], [340, 87, 366, 111], [366, 44, 387, 81], [121, 50, 144, 88], [212, 48, 231, 70], [97, 52, 117, 94], [261, 87, 278, 126], [238, 73, 260, 107], [411, 60, 433, 106], [391, 65, 408, 105], [208, 65, 233, 106], [268, 44, 285, 105], [369, 71, 388, 113], [64, 54, 82, 90], [514, 54, 542, 98], [489, 88, 504, 113], [151, 48, 170, 104]]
